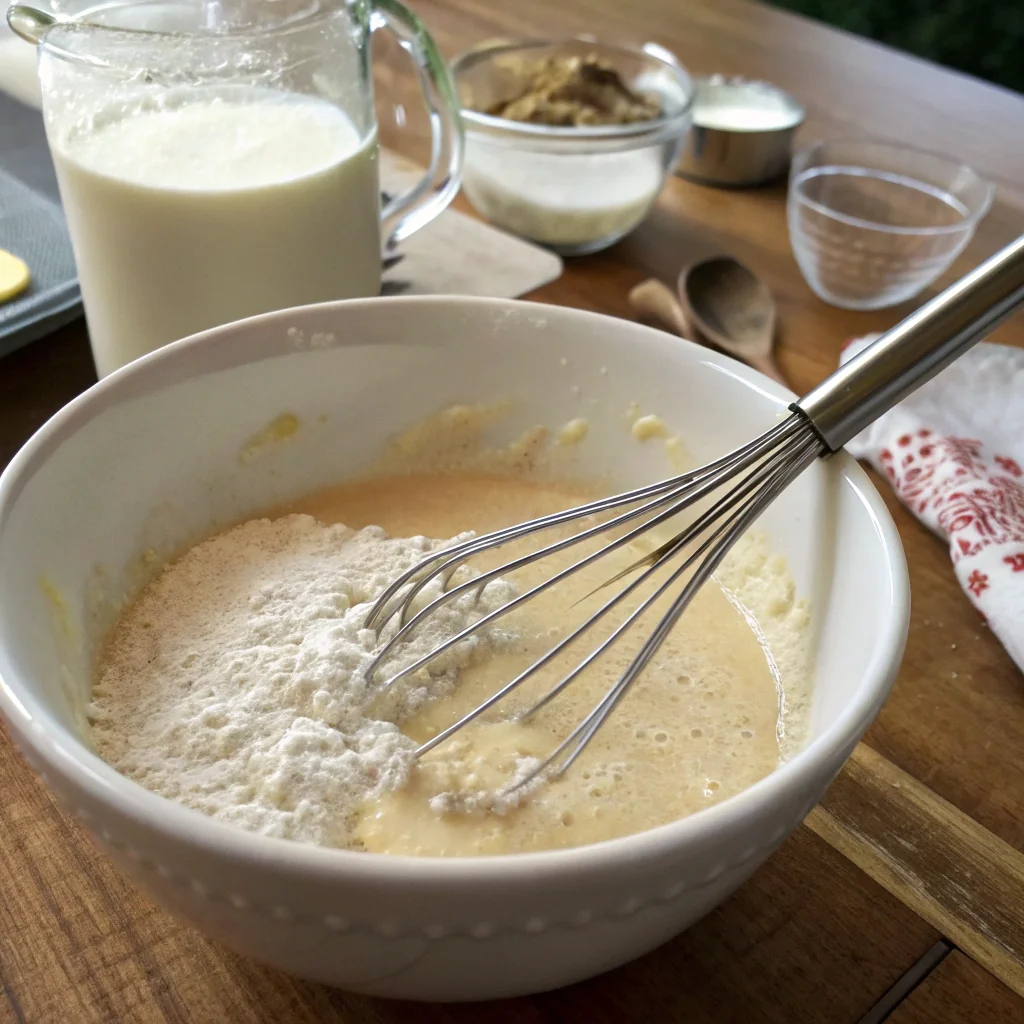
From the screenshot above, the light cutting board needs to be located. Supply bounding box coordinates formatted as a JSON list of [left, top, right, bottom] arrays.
[[379, 148, 563, 298]]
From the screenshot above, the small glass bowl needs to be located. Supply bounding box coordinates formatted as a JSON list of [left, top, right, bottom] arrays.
[[451, 39, 695, 256], [788, 139, 994, 310]]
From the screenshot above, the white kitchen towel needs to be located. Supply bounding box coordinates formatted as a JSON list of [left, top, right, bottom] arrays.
[[841, 335, 1024, 671]]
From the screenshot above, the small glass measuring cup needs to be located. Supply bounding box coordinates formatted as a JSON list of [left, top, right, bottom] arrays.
[[788, 139, 993, 311], [7, 0, 463, 377]]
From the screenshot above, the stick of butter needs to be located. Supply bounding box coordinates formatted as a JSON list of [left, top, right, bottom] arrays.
[[0, 248, 30, 303]]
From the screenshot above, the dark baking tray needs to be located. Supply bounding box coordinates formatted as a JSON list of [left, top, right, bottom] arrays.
[[0, 91, 83, 360]]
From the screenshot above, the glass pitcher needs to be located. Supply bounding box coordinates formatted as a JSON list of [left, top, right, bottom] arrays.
[[6, 0, 463, 377]]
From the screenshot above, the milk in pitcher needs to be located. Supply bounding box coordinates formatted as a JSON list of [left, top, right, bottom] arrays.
[[50, 89, 381, 377]]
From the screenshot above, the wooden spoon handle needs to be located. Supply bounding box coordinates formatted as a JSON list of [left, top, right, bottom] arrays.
[[628, 279, 697, 339], [631, 277, 791, 389]]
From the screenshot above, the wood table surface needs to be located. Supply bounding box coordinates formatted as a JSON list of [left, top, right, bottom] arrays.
[[1, 0, 1023, 1021]]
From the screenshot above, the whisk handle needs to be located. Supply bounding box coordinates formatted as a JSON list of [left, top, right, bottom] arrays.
[[795, 233, 1024, 452]]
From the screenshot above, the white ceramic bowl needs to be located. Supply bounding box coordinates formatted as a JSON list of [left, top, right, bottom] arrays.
[[0, 297, 908, 1001]]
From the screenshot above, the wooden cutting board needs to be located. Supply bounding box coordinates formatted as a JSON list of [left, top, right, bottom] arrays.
[[379, 148, 563, 298]]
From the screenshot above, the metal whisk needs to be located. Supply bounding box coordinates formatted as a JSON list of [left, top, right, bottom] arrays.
[[365, 235, 1024, 792]]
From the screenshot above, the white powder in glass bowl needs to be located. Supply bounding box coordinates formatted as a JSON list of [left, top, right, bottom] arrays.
[[461, 142, 666, 249]]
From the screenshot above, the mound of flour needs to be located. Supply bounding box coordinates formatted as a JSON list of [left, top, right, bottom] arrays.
[[88, 514, 516, 846]]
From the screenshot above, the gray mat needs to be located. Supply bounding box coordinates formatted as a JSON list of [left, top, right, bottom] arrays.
[[0, 92, 82, 359]]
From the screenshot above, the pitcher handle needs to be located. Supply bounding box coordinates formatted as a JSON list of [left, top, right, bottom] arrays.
[[371, 0, 464, 248]]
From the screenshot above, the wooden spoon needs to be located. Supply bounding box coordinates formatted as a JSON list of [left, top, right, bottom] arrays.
[[628, 278, 698, 340], [679, 256, 787, 386]]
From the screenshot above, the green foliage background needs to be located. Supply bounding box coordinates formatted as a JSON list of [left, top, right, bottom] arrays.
[[770, 0, 1024, 94]]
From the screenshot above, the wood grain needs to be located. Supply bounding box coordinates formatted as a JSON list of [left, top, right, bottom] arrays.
[[888, 951, 1024, 1024], [0, 320, 96, 468], [808, 744, 1024, 999], [0, 731, 938, 1023]]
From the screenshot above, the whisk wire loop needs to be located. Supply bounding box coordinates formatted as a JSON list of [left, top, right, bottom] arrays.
[[363, 415, 807, 687], [363, 415, 801, 636], [507, 427, 824, 790], [410, 418, 822, 762]]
